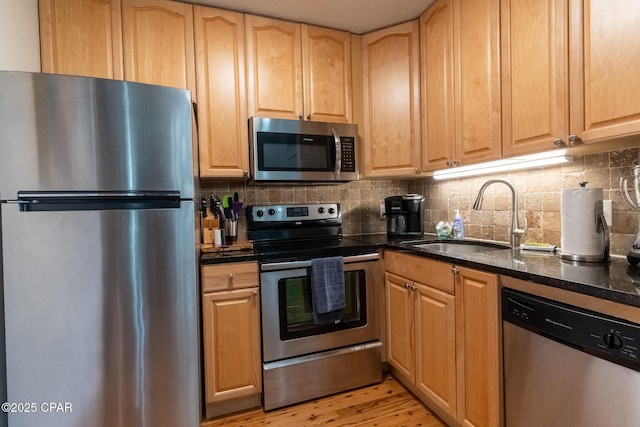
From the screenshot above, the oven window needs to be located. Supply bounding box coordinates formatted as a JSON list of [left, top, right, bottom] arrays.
[[278, 269, 367, 340]]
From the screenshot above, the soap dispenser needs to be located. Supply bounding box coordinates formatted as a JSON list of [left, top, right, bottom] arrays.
[[452, 209, 464, 240]]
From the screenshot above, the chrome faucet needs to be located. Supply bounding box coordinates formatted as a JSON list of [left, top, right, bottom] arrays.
[[473, 179, 525, 248]]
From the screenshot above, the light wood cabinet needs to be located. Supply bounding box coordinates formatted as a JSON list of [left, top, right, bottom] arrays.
[[194, 6, 249, 179], [39, 0, 123, 79], [245, 15, 302, 120], [455, 266, 500, 427], [385, 252, 457, 420], [420, 0, 455, 172], [302, 25, 353, 123], [503, 0, 640, 153], [361, 21, 421, 178], [501, 0, 569, 156], [201, 262, 261, 417], [385, 272, 416, 381], [122, 0, 196, 99], [453, 0, 502, 165], [385, 251, 500, 427], [569, 0, 640, 143], [420, 0, 500, 173], [245, 15, 352, 122]]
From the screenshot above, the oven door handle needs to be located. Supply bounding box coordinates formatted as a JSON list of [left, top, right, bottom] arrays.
[[260, 252, 380, 271]]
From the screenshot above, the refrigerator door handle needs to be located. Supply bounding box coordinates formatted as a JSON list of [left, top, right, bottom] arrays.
[[14, 190, 181, 212]]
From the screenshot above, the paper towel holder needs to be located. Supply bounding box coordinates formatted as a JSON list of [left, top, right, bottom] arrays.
[[557, 199, 610, 263]]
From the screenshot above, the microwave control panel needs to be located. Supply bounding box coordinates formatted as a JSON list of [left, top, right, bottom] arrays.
[[340, 137, 356, 172]]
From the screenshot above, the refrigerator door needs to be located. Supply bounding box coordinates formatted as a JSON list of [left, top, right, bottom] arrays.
[[1, 201, 199, 427], [0, 71, 195, 199]]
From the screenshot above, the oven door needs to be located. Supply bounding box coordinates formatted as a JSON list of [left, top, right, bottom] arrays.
[[260, 253, 382, 362]]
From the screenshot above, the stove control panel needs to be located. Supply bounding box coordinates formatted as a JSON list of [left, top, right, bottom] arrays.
[[248, 203, 340, 223]]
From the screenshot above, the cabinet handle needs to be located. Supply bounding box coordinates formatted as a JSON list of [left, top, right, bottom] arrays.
[[568, 134, 583, 146], [228, 273, 235, 280], [451, 267, 459, 275], [306, 114, 311, 121], [298, 113, 303, 120], [252, 290, 258, 297], [452, 159, 460, 167], [553, 138, 566, 147], [415, 168, 421, 174]]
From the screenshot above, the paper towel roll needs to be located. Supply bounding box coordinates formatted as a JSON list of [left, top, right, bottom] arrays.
[[560, 187, 604, 257]]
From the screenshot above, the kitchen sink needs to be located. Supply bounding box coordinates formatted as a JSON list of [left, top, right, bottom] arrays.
[[409, 239, 511, 255]]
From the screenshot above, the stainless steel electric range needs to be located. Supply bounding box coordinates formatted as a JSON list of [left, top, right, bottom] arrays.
[[247, 203, 383, 411]]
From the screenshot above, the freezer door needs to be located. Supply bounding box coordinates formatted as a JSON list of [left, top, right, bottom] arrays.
[[0, 71, 194, 199], [1, 202, 199, 427]]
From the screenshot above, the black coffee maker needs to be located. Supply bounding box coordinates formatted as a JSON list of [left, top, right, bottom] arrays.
[[385, 194, 425, 238]]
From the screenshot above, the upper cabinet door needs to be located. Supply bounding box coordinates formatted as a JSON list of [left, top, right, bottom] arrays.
[[420, 0, 455, 172], [194, 6, 249, 179], [570, 0, 640, 142], [39, 0, 123, 79], [245, 15, 303, 120], [502, 0, 569, 157], [302, 25, 353, 123], [453, 0, 501, 165], [361, 20, 421, 178], [122, 0, 196, 98]]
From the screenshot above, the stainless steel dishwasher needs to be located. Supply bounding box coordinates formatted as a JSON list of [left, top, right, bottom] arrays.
[[502, 288, 640, 427]]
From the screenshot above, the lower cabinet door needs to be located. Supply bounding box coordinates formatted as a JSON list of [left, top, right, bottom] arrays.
[[415, 282, 456, 418], [385, 272, 416, 382], [456, 267, 500, 427], [202, 287, 261, 404]]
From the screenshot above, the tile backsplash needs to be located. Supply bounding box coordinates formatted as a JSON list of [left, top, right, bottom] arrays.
[[201, 147, 640, 257]]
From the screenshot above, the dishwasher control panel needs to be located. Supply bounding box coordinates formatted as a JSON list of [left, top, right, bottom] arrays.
[[502, 288, 640, 371]]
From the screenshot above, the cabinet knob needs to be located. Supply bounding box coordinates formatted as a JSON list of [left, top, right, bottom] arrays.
[[243, 170, 249, 177], [228, 273, 235, 280], [415, 168, 421, 174], [252, 289, 258, 297], [553, 138, 566, 147], [568, 134, 583, 146], [411, 285, 417, 291], [298, 113, 303, 120], [451, 159, 460, 167], [306, 114, 311, 121], [446, 160, 452, 167], [451, 267, 459, 275], [404, 283, 410, 289]]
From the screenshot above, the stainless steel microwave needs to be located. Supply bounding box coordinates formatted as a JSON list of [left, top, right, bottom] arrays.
[[249, 117, 359, 182]]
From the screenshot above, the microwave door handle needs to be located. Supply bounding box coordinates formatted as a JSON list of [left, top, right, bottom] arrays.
[[332, 129, 341, 179]]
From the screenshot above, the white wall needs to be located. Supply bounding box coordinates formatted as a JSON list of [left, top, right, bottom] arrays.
[[0, 0, 40, 72]]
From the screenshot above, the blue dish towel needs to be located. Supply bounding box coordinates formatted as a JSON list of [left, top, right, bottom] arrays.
[[311, 256, 345, 324]]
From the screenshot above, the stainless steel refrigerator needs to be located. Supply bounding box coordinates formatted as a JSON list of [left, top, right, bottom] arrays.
[[0, 71, 200, 427]]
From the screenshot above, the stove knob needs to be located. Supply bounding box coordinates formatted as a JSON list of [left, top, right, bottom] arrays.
[[318, 207, 325, 214], [602, 332, 624, 350], [268, 208, 276, 216], [328, 207, 336, 214], [256, 210, 264, 217]]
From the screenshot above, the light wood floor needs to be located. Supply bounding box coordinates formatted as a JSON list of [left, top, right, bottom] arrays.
[[201, 374, 447, 426]]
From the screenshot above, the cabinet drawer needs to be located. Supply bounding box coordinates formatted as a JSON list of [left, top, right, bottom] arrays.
[[201, 262, 259, 292], [385, 251, 454, 294]]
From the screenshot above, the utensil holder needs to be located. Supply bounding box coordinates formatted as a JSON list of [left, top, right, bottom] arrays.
[[224, 220, 238, 243]]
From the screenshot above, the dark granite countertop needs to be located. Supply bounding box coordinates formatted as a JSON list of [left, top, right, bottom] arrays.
[[349, 233, 640, 309], [200, 249, 259, 265]]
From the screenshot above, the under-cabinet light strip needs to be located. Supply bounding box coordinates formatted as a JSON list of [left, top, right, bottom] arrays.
[[432, 151, 574, 180]]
